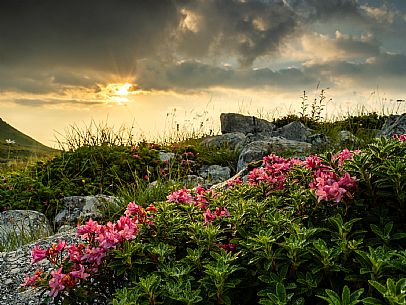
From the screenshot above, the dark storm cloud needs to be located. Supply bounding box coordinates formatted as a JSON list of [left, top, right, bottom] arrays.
[[0, 0, 403, 96], [0, 0, 179, 71], [304, 52, 406, 89], [136, 60, 316, 90]]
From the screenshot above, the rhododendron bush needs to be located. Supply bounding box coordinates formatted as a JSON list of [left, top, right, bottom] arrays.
[[21, 136, 406, 305]]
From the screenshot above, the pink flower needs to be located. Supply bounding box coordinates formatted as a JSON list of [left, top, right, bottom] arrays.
[[132, 154, 141, 159], [22, 269, 43, 287], [305, 155, 323, 169], [227, 176, 242, 188], [48, 268, 66, 297], [82, 246, 107, 266], [183, 151, 195, 158], [203, 208, 217, 223], [167, 188, 193, 204], [393, 134, 406, 142], [67, 243, 84, 263], [77, 218, 101, 240], [125, 202, 145, 217], [31, 244, 47, 263], [69, 264, 90, 280], [215, 207, 230, 217], [146, 204, 157, 212]]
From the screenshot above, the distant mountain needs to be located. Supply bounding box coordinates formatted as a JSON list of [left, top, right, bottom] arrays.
[[0, 117, 57, 163]]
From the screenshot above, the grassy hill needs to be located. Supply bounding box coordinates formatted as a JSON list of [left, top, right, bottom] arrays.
[[0, 117, 58, 163]]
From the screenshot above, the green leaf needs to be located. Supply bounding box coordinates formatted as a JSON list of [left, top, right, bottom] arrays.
[[350, 288, 364, 303], [276, 282, 286, 301], [342, 285, 351, 305], [361, 297, 383, 304], [325, 289, 341, 305], [386, 278, 396, 295], [368, 280, 387, 295], [383, 222, 393, 236]]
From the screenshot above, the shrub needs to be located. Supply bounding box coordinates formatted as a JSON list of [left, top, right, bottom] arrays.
[[21, 136, 406, 304]]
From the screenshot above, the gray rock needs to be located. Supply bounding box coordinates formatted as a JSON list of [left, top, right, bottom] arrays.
[[0, 210, 53, 250], [237, 139, 312, 171], [307, 133, 330, 146], [338, 130, 359, 144], [183, 175, 205, 188], [201, 132, 246, 150], [54, 195, 121, 228], [220, 113, 275, 135], [377, 113, 406, 137], [274, 121, 313, 142], [245, 131, 274, 142], [0, 230, 80, 305], [159, 151, 175, 163], [198, 165, 231, 185]]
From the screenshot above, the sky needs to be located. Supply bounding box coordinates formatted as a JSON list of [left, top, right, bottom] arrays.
[[1, 0, 406, 147]]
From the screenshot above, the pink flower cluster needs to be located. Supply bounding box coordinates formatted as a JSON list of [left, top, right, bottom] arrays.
[[167, 186, 219, 210], [393, 134, 406, 142], [203, 206, 230, 224], [227, 176, 242, 188], [334, 148, 361, 166], [22, 201, 155, 298], [247, 154, 301, 190], [306, 150, 358, 203], [245, 149, 358, 204], [310, 171, 357, 203]]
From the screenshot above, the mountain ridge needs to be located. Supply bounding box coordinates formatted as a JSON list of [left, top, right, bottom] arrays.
[[0, 117, 57, 163]]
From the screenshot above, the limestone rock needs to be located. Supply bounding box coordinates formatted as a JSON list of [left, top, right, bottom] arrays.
[[201, 132, 246, 150], [198, 165, 231, 185], [377, 113, 406, 137], [183, 175, 205, 188], [338, 130, 359, 144], [307, 133, 330, 147], [237, 139, 311, 171], [0, 210, 53, 250], [274, 121, 313, 142], [159, 151, 175, 163], [220, 113, 275, 135], [54, 195, 121, 228], [0, 230, 78, 305]]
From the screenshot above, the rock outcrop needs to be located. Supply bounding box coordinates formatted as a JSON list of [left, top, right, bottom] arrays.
[[0, 230, 77, 305], [1, 210, 53, 250], [377, 114, 406, 137], [220, 113, 275, 134], [54, 195, 121, 228], [237, 139, 311, 171]]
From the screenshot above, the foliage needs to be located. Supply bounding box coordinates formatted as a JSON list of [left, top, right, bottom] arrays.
[[20, 135, 406, 304]]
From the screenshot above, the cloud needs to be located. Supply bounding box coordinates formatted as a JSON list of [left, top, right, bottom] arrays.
[[304, 52, 406, 90], [0, 0, 179, 72], [12, 98, 104, 107], [135, 59, 316, 91], [0, 0, 405, 98]]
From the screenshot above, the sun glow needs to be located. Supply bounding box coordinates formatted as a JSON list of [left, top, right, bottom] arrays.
[[102, 82, 141, 103], [115, 83, 133, 96]]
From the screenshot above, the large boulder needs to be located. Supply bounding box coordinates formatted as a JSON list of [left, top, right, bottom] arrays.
[[274, 121, 313, 142], [0, 210, 53, 251], [54, 195, 121, 228], [377, 114, 406, 137], [220, 113, 275, 135], [237, 139, 312, 171], [201, 132, 247, 150]]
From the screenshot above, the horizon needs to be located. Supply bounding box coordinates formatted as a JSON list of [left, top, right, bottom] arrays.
[[1, 0, 406, 147]]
